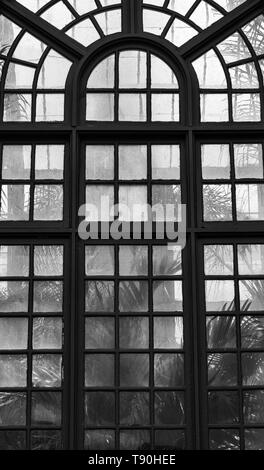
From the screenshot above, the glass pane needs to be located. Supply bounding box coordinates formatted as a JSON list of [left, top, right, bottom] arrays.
[[203, 184, 232, 221], [167, 0, 197, 15], [120, 354, 149, 387], [200, 94, 229, 122], [153, 245, 182, 276], [245, 429, 264, 451], [119, 51, 146, 89], [119, 94, 146, 121], [37, 51, 71, 89], [86, 145, 114, 180], [0, 431, 26, 450], [240, 280, 264, 311], [85, 354, 115, 387], [119, 246, 148, 276], [152, 145, 180, 180], [204, 245, 234, 275], [36, 94, 64, 121], [0, 281, 29, 312], [31, 430, 62, 450], [241, 316, 264, 350], [95, 10, 121, 35], [206, 316, 236, 349], [66, 18, 100, 46], [85, 281, 114, 312], [4, 94, 32, 122], [34, 185, 63, 221], [2, 145, 31, 180], [33, 318, 63, 350], [155, 391, 185, 425], [120, 430, 150, 450], [32, 354, 62, 388], [229, 63, 259, 89], [151, 55, 178, 88], [208, 353, 237, 386], [87, 55, 115, 89], [143, 10, 170, 35], [154, 353, 184, 387], [86, 93, 114, 121], [85, 317, 115, 350], [165, 18, 198, 47], [236, 184, 264, 220], [0, 392, 26, 425], [242, 15, 264, 57], [119, 186, 147, 221], [84, 430, 115, 450], [244, 390, 264, 424], [192, 50, 227, 88], [152, 184, 181, 221], [0, 245, 29, 276], [119, 281, 148, 312], [31, 392, 61, 426], [0, 16, 21, 56], [217, 33, 251, 63], [154, 317, 183, 349], [85, 245, 114, 275], [232, 93, 260, 122], [119, 317, 149, 349], [5, 64, 35, 89], [85, 392, 115, 426], [120, 392, 149, 425], [155, 429, 185, 451], [190, 2, 223, 29], [34, 245, 63, 276], [205, 280, 235, 311], [67, 0, 97, 15], [242, 353, 264, 386], [0, 318, 28, 350], [35, 145, 64, 179], [201, 144, 230, 179], [40, 3, 74, 29], [209, 429, 240, 450], [208, 391, 239, 424], [213, 0, 246, 11], [13, 33, 46, 63], [234, 143, 263, 179], [238, 244, 264, 275], [119, 145, 147, 180], [33, 281, 63, 312], [151, 94, 179, 121], [153, 280, 183, 312], [16, 0, 49, 12], [0, 185, 30, 221], [0, 355, 27, 387]]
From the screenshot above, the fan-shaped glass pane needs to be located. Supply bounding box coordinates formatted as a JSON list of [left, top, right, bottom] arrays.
[[66, 19, 101, 46], [5, 64, 35, 89], [13, 33, 47, 64], [167, 0, 195, 15], [37, 51, 72, 89], [192, 50, 227, 88], [190, 1, 223, 29], [16, 0, 50, 12], [95, 10, 122, 35], [0, 16, 21, 56], [229, 63, 259, 89], [166, 19, 198, 47], [67, 0, 97, 14], [143, 10, 170, 35], [151, 55, 178, 88], [217, 33, 251, 63], [40, 3, 75, 30], [87, 55, 115, 88]]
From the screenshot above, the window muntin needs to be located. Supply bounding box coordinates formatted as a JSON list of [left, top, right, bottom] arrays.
[[86, 50, 180, 122], [0, 144, 65, 222], [0, 242, 66, 450]]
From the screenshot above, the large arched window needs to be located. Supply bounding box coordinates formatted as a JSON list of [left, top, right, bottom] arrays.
[[0, 0, 264, 452]]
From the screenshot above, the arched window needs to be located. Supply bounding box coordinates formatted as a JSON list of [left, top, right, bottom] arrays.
[[0, 0, 264, 452]]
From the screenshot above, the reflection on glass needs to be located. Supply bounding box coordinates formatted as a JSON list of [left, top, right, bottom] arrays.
[[120, 392, 149, 425], [152, 145, 180, 179], [31, 392, 61, 426], [204, 245, 234, 275], [119, 51, 147, 88], [154, 317, 183, 349], [85, 392, 115, 426], [86, 93, 114, 121], [201, 144, 230, 179], [153, 280, 183, 311], [119, 317, 149, 349], [85, 246, 114, 276], [85, 281, 114, 312], [119, 246, 148, 276], [151, 55, 178, 88], [205, 280, 235, 311], [87, 55, 115, 89], [236, 184, 264, 220], [234, 144, 263, 179], [0, 245, 29, 276], [119, 94, 147, 121], [200, 94, 229, 121], [208, 391, 239, 424], [0, 318, 28, 350], [208, 353, 237, 386], [85, 354, 115, 387], [85, 317, 115, 350], [206, 316, 236, 349], [154, 353, 184, 387], [120, 354, 149, 387], [35, 145, 64, 179], [119, 145, 147, 180], [32, 354, 62, 388], [203, 184, 232, 221], [152, 94, 179, 121], [33, 318, 63, 350], [0, 355, 27, 387]]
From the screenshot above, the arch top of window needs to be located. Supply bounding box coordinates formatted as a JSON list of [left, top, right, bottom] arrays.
[[84, 48, 182, 123]]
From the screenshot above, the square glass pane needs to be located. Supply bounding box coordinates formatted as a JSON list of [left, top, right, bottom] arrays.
[[0, 245, 29, 277], [85, 281, 114, 312], [120, 430, 151, 450], [241, 316, 264, 350], [152, 184, 181, 221], [234, 144, 263, 179], [35, 145, 64, 180], [119, 185, 147, 221], [205, 280, 235, 312], [86, 185, 114, 221], [119, 281, 148, 312], [0, 392, 27, 426], [2, 145, 31, 179], [204, 245, 234, 275], [155, 391, 185, 425], [0, 355, 27, 387], [239, 280, 264, 311], [119, 317, 149, 349], [33, 318, 63, 350], [4, 94, 32, 122], [32, 354, 62, 388], [119, 94, 146, 121], [154, 353, 184, 387], [0, 318, 28, 350], [85, 245, 114, 276], [85, 354, 115, 387], [34, 185, 63, 221], [208, 353, 237, 386], [36, 94, 64, 121], [120, 392, 149, 425], [232, 94, 260, 122], [153, 244, 182, 276], [0, 185, 30, 221], [151, 94, 179, 121], [84, 430, 115, 451], [86, 93, 114, 121], [31, 430, 62, 450], [200, 94, 229, 122], [206, 316, 236, 349], [201, 144, 230, 179], [85, 392, 115, 426], [153, 280, 183, 312], [208, 391, 239, 425], [242, 353, 264, 386], [119, 246, 148, 276], [238, 244, 264, 275], [0, 281, 29, 312], [203, 184, 233, 221], [244, 390, 264, 424], [86, 145, 114, 180], [31, 392, 61, 426], [118, 145, 147, 180], [34, 245, 63, 276], [236, 184, 264, 220], [120, 354, 149, 387], [85, 317, 115, 350], [33, 281, 63, 312], [154, 317, 183, 349], [151, 145, 180, 179], [119, 51, 147, 88]]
